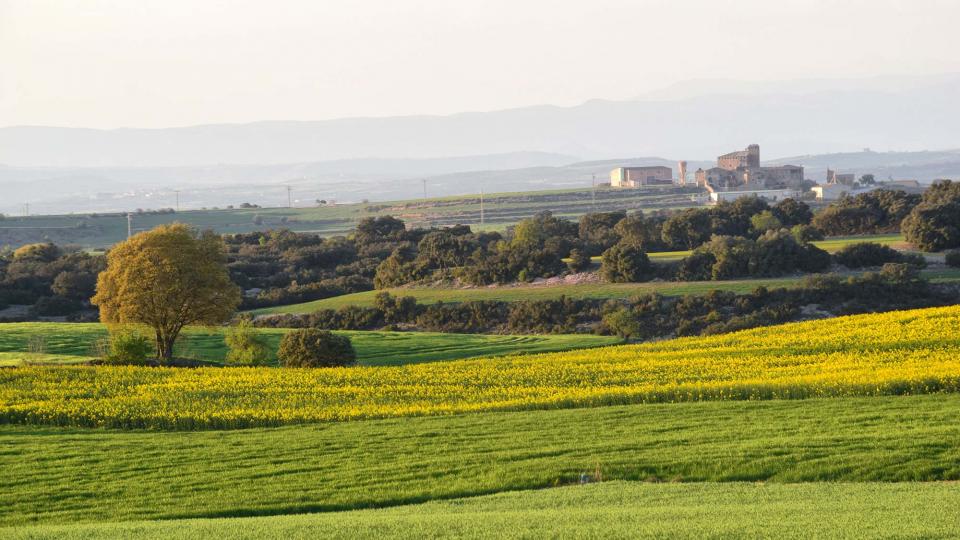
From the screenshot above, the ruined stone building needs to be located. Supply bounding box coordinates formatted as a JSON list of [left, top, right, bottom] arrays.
[[694, 144, 804, 190]]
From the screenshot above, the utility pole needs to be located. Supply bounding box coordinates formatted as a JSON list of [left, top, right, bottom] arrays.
[[286, 185, 293, 208], [127, 212, 133, 239], [479, 189, 485, 225], [174, 190, 181, 211], [23, 203, 29, 217], [591, 175, 596, 207], [422, 179, 427, 201]]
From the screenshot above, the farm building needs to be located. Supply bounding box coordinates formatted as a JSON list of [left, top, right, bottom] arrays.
[[610, 166, 673, 187]]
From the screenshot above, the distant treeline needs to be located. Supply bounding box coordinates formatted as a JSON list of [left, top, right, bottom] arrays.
[[255, 264, 957, 341], [3, 181, 960, 321]]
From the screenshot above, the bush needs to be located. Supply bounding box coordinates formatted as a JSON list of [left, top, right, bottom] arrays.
[[674, 251, 715, 281], [681, 232, 830, 281], [225, 318, 271, 365], [945, 250, 960, 268], [772, 198, 813, 227], [277, 329, 356, 368], [749, 211, 782, 234], [901, 180, 960, 252], [567, 249, 592, 272], [879, 262, 921, 283], [506, 296, 591, 334], [791, 224, 824, 243], [600, 243, 653, 283], [105, 328, 153, 365], [812, 190, 920, 236], [833, 242, 905, 268], [374, 292, 420, 324], [30, 296, 83, 317], [602, 307, 642, 339]]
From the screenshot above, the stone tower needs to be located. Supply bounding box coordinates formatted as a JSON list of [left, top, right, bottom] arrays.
[[677, 161, 688, 185], [746, 144, 760, 168]]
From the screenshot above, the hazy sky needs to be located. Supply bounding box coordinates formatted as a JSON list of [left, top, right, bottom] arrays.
[[2, 0, 959, 129]]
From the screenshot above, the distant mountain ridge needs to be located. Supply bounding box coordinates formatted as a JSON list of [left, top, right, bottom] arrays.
[[3, 74, 960, 168]]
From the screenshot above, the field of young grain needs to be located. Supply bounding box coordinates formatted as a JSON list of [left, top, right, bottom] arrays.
[[2, 394, 959, 529], [8, 481, 960, 539], [3, 305, 959, 429], [0, 323, 619, 367]]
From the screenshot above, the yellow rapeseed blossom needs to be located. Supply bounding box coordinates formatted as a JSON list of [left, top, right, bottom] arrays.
[[2, 305, 960, 429]]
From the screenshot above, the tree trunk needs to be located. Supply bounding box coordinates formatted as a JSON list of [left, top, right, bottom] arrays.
[[156, 332, 178, 363]]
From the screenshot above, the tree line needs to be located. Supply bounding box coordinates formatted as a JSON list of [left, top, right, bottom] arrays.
[[256, 263, 956, 340], [3, 181, 959, 323]]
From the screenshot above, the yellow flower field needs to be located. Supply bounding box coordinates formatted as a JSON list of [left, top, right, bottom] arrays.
[[2, 305, 960, 429]]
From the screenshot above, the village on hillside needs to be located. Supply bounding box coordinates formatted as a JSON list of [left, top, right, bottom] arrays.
[[608, 143, 926, 204]]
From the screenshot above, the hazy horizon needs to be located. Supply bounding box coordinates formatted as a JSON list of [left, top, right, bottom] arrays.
[[4, 0, 960, 129]]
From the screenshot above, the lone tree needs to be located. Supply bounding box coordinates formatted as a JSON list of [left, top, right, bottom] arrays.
[[92, 224, 240, 361]]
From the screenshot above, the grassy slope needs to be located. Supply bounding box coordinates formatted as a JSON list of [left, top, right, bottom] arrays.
[[0, 323, 619, 367], [639, 233, 908, 262], [1, 394, 958, 528], [9, 481, 960, 539], [253, 266, 960, 314], [253, 278, 801, 313]]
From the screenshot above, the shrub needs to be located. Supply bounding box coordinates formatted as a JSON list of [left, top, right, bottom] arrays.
[[225, 318, 271, 366], [674, 251, 715, 281], [945, 250, 960, 268], [374, 292, 420, 324], [684, 232, 830, 281], [833, 242, 905, 268], [506, 296, 591, 334], [772, 198, 813, 227], [416, 300, 507, 333], [105, 328, 153, 365], [791, 224, 824, 243], [878, 262, 921, 283], [277, 329, 356, 368], [901, 180, 960, 252], [749, 211, 782, 234], [600, 243, 653, 283], [813, 190, 920, 236], [30, 296, 83, 317], [567, 249, 592, 272], [602, 307, 642, 339]]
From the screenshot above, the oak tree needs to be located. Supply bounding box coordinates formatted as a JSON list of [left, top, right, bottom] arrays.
[[92, 224, 241, 361]]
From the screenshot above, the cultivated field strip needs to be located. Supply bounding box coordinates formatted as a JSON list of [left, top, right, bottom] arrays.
[[0, 325, 618, 367], [2, 306, 959, 429]]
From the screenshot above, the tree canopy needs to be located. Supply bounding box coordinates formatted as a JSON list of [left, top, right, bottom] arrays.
[[92, 223, 241, 361]]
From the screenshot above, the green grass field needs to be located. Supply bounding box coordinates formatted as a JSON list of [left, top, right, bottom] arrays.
[[0, 323, 619, 367], [1, 394, 958, 529], [252, 266, 960, 314], [585, 234, 907, 263], [8, 481, 960, 539], [4, 306, 960, 536], [251, 277, 802, 313]]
